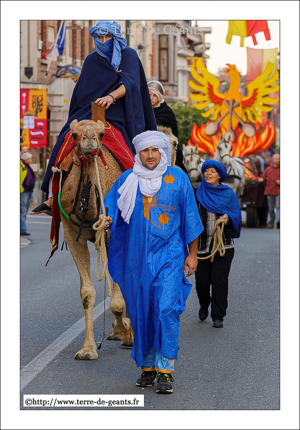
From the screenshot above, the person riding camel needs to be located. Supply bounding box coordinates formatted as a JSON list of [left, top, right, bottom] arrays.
[[31, 20, 156, 215]]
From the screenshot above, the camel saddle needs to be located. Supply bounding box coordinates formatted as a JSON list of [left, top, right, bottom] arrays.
[[58, 103, 134, 174]]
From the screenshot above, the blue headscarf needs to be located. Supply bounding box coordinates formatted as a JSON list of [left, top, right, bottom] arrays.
[[201, 159, 228, 182], [196, 160, 242, 237], [89, 21, 127, 71]]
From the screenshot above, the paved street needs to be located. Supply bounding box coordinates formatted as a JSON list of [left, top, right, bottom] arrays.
[[18, 212, 282, 415]]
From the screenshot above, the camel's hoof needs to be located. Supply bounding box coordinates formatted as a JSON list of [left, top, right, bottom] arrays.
[[121, 330, 134, 347], [121, 339, 133, 347], [107, 333, 121, 341], [74, 349, 98, 360]]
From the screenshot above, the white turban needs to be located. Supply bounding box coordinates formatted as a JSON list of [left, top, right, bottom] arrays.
[[133, 130, 172, 165], [117, 131, 172, 224]]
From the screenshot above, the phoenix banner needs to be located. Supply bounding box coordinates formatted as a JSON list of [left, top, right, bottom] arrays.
[[20, 89, 47, 148]]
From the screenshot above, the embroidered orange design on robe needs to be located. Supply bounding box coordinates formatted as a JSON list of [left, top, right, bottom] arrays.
[[142, 172, 176, 228], [164, 170, 175, 189], [143, 195, 175, 229]]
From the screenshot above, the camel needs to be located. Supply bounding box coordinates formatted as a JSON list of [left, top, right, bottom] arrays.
[[58, 114, 178, 360], [157, 125, 178, 167], [59, 116, 133, 360]]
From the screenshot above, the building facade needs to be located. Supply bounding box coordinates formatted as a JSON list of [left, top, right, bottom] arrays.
[[150, 21, 211, 103]]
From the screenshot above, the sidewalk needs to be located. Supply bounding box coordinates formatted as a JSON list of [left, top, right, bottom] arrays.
[[21, 236, 31, 248], [20, 204, 40, 248]]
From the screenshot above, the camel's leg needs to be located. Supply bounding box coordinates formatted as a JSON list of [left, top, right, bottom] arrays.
[[107, 281, 134, 346], [62, 221, 98, 360], [123, 310, 134, 346]]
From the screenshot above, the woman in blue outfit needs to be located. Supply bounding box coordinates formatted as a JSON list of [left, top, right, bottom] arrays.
[[195, 160, 242, 328]]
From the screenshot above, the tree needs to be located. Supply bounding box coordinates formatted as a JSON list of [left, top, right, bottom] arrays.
[[169, 102, 207, 148]]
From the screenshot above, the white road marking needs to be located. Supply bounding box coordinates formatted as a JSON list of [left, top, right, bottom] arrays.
[[26, 221, 51, 224], [21, 296, 111, 391], [28, 215, 51, 219]]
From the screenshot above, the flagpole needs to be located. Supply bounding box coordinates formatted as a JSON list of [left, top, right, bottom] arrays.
[[45, 20, 64, 78]]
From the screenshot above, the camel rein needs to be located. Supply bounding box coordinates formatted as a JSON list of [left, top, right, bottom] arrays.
[[197, 218, 226, 262]]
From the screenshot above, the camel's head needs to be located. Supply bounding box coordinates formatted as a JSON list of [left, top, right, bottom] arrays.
[[71, 119, 105, 155], [157, 125, 178, 167]]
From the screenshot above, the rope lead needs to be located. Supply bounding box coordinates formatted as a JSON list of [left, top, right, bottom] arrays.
[[93, 218, 111, 297], [93, 158, 111, 297], [197, 218, 226, 263]]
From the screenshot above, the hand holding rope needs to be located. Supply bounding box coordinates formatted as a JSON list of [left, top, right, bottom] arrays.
[[197, 217, 227, 263]]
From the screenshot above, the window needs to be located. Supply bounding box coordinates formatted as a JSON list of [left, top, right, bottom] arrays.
[[178, 71, 187, 99], [159, 35, 168, 81], [174, 35, 177, 83], [48, 26, 55, 43]]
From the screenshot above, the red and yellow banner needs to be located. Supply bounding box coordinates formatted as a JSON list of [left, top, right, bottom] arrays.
[[246, 47, 278, 126], [246, 47, 278, 86], [226, 20, 271, 47], [20, 89, 47, 148]]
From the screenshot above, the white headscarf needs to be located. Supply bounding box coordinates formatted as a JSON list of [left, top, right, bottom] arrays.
[[148, 80, 165, 107], [117, 131, 172, 223]]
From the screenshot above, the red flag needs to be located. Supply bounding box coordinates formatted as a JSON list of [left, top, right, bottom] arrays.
[[246, 21, 271, 46]]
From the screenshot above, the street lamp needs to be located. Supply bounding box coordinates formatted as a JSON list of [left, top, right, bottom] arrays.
[[185, 41, 204, 49]]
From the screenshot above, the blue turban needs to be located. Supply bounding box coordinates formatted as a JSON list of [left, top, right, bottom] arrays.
[[89, 21, 127, 71], [196, 160, 242, 237], [201, 159, 228, 182]]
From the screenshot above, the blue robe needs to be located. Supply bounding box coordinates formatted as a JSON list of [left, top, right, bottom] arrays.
[[104, 167, 203, 367], [42, 48, 156, 194]]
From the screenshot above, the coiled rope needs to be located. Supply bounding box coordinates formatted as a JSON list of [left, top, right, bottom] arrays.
[[197, 218, 226, 263], [92, 158, 112, 297]]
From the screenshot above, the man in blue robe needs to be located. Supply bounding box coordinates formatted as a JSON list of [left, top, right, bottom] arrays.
[[32, 20, 156, 214], [100, 130, 203, 394]]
